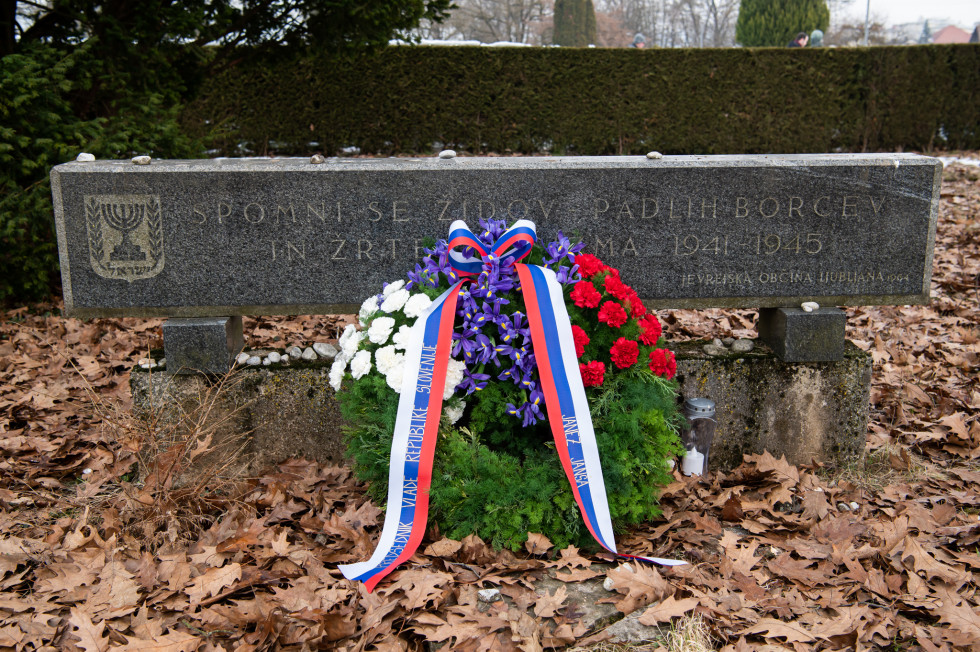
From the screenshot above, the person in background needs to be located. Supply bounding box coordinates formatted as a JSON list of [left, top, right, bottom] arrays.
[[631, 33, 646, 48], [788, 32, 809, 47]]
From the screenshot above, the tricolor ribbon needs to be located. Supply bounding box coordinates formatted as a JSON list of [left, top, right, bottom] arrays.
[[339, 221, 685, 591]]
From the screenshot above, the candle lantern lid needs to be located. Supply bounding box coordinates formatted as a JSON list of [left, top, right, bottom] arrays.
[[683, 397, 716, 419]]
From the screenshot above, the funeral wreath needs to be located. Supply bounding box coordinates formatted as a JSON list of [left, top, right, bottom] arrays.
[[332, 219, 684, 553]]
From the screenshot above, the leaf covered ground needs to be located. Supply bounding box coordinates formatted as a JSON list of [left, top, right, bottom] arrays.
[[0, 160, 978, 651]]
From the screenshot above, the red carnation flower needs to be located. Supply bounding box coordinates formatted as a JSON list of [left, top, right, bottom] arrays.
[[598, 301, 628, 328], [570, 280, 602, 308], [629, 294, 647, 318], [575, 253, 605, 279], [571, 325, 590, 358], [579, 360, 606, 387], [638, 314, 662, 345], [603, 274, 633, 302], [648, 348, 676, 379], [610, 337, 639, 369]]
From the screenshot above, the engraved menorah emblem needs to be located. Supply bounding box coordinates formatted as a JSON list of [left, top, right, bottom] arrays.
[[104, 199, 148, 262], [85, 194, 165, 282]]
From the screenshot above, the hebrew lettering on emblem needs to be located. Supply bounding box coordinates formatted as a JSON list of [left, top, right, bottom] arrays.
[[85, 195, 165, 282]]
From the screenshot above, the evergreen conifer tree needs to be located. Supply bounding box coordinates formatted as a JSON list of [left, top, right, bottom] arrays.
[[735, 0, 830, 47], [918, 20, 932, 44], [553, 0, 597, 46]]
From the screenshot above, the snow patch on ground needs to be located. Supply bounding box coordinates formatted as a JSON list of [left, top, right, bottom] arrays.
[[938, 156, 980, 168]]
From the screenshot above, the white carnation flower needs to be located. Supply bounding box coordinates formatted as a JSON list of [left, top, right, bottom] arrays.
[[350, 350, 372, 379], [328, 357, 347, 392], [444, 400, 466, 425], [375, 345, 403, 375], [444, 357, 466, 400], [385, 359, 406, 393], [382, 280, 406, 297], [358, 296, 380, 325], [339, 325, 364, 358], [403, 293, 433, 319], [392, 324, 413, 351], [367, 316, 396, 345], [381, 288, 410, 313]]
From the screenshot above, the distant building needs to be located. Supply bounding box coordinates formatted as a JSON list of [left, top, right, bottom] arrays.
[[932, 25, 970, 44], [970, 25, 979, 43]]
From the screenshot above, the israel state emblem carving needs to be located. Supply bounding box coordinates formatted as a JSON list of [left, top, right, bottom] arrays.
[[84, 195, 165, 281]]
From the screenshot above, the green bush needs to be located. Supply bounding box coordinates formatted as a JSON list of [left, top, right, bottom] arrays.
[[0, 43, 199, 304], [182, 44, 980, 156], [0, 46, 102, 303]]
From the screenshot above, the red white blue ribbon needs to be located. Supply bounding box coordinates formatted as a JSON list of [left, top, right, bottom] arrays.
[[340, 220, 684, 591]]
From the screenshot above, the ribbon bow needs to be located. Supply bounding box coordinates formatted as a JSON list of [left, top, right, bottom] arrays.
[[340, 221, 684, 592]]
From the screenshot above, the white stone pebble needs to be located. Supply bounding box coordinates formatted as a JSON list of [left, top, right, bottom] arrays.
[[646, 151, 663, 159], [837, 502, 850, 512], [703, 344, 727, 356], [477, 588, 501, 603], [236, 352, 250, 365], [438, 149, 456, 159], [712, 338, 725, 347], [731, 339, 754, 353], [76, 152, 96, 162], [603, 576, 616, 592], [131, 155, 151, 165], [722, 337, 735, 346], [247, 355, 262, 366], [849, 501, 860, 511], [313, 342, 338, 359], [157, 358, 166, 367], [267, 352, 282, 364], [286, 346, 302, 359], [310, 153, 326, 164], [263, 357, 272, 365], [801, 301, 820, 313], [301, 347, 317, 361]]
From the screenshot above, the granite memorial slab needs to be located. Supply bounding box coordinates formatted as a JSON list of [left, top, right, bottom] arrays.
[[52, 154, 941, 318]]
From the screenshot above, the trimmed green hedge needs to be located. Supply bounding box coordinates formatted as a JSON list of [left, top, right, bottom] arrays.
[[183, 44, 980, 156]]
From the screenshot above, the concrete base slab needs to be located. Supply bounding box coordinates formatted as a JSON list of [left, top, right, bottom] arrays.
[[131, 341, 871, 476], [673, 340, 870, 470]]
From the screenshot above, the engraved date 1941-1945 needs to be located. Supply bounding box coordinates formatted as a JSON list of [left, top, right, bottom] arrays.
[[674, 232, 823, 257]]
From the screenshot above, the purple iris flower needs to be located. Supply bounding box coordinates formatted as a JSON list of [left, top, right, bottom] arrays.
[[555, 263, 580, 286], [458, 368, 491, 394]]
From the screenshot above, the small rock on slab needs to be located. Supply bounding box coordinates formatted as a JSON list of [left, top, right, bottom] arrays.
[[247, 356, 262, 366], [703, 344, 727, 356], [267, 352, 282, 363], [131, 155, 151, 165], [301, 347, 317, 361], [438, 149, 457, 159], [477, 588, 501, 603], [313, 342, 338, 359], [310, 154, 326, 164], [731, 339, 755, 353], [286, 346, 302, 359], [645, 151, 663, 159], [76, 152, 95, 162], [236, 352, 250, 365]]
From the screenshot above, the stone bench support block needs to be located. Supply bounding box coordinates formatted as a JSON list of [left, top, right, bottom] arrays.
[[757, 307, 846, 362], [162, 316, 244, 374]]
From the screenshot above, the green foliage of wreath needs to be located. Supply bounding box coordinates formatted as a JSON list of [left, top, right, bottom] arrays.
[[340, 361, 684, 551]]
